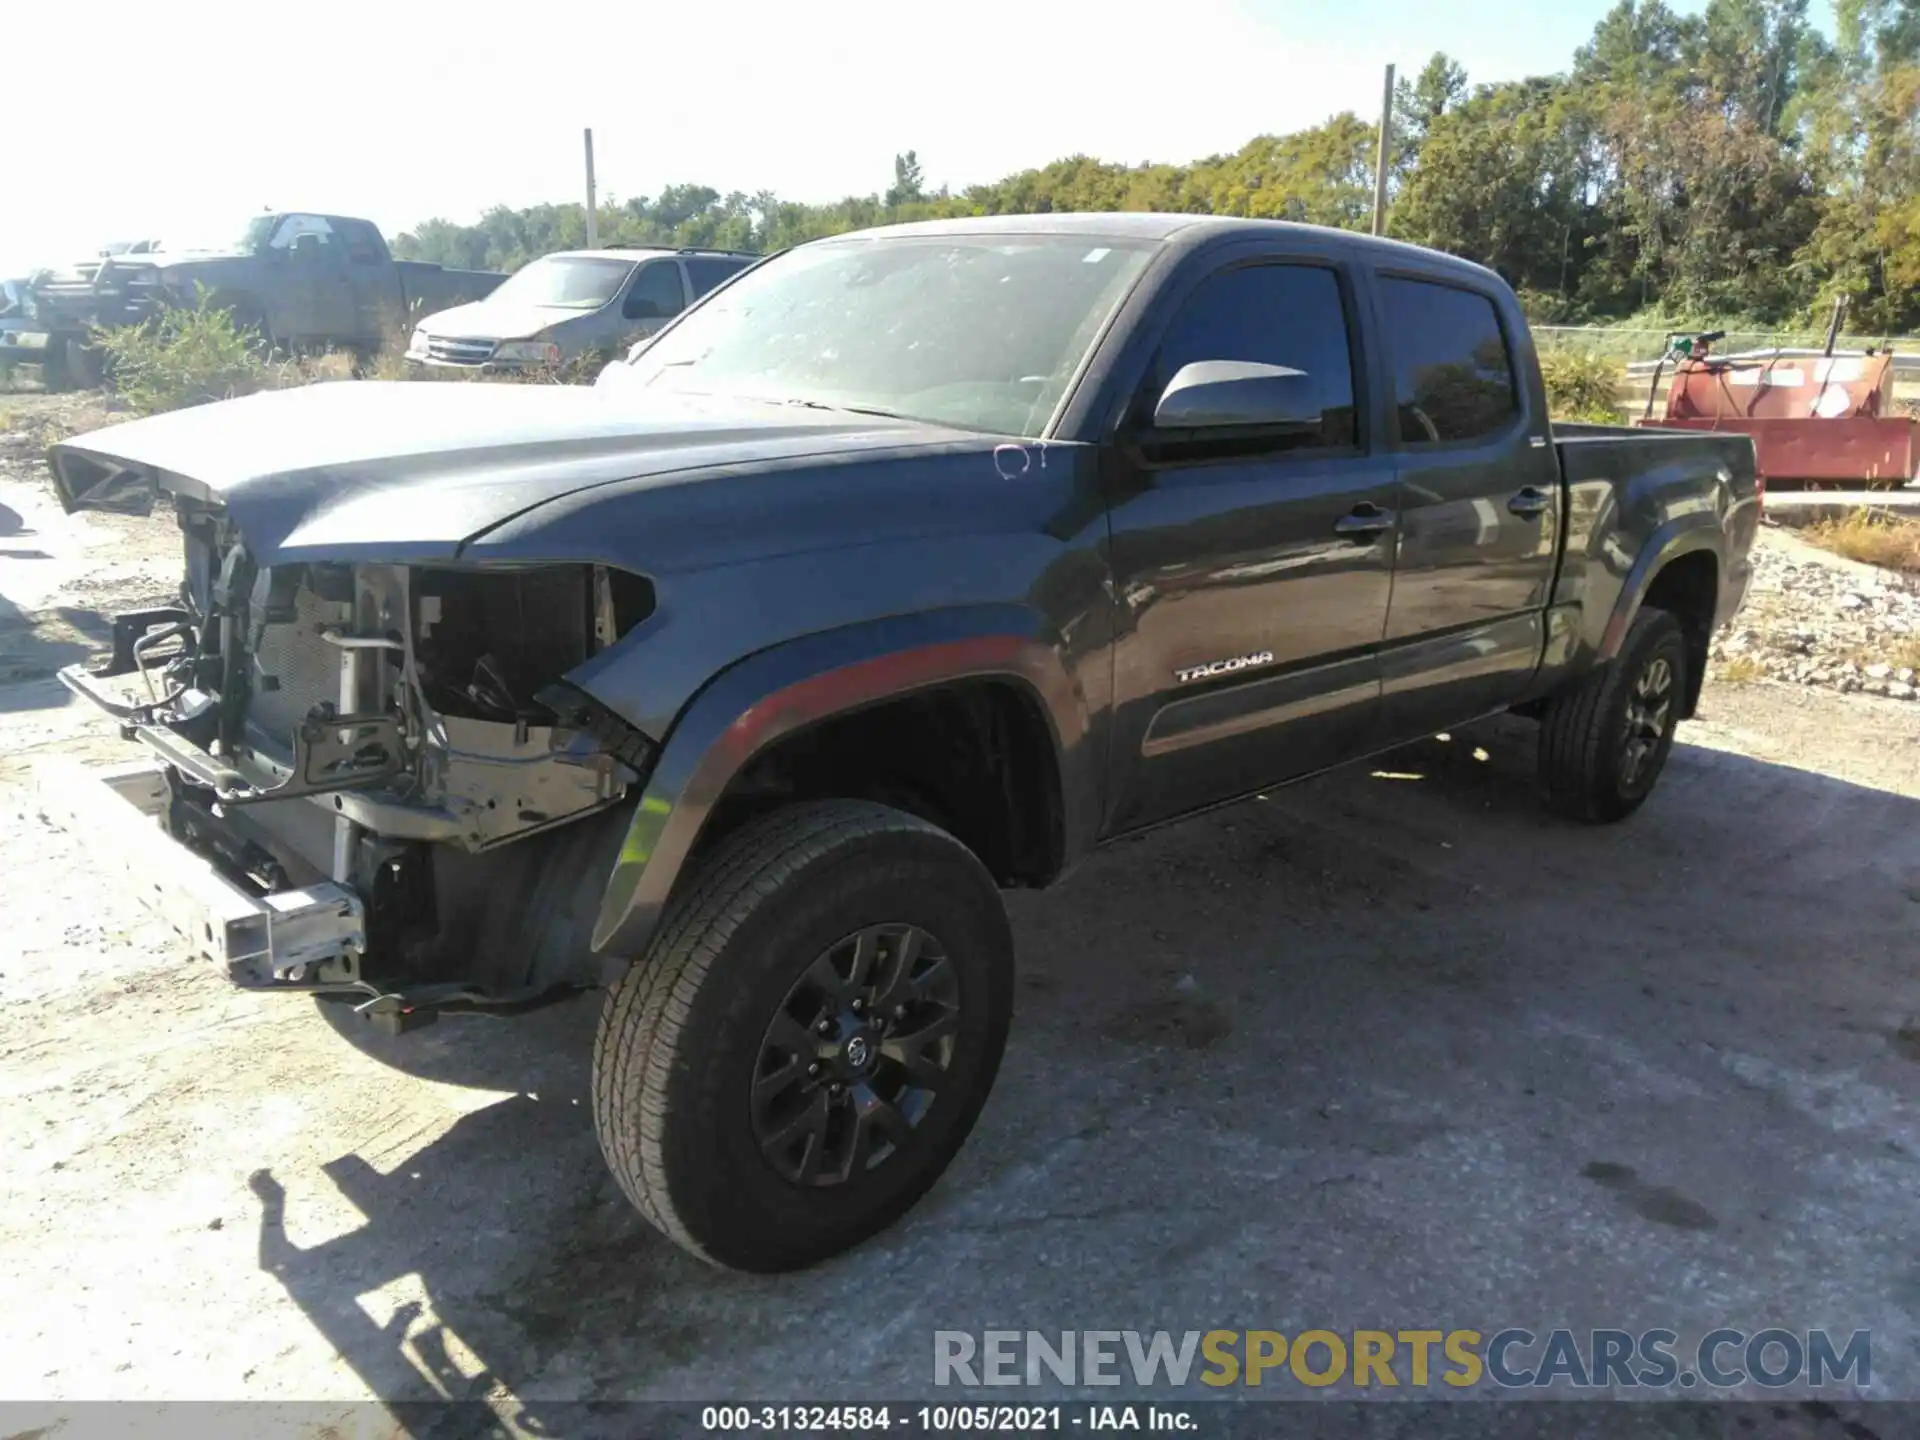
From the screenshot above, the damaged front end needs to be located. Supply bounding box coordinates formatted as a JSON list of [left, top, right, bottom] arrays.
[[43, 487, 661, 1023], [31, 258, 172, 339]]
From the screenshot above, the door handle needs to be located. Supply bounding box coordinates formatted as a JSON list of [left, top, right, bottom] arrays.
[[1333, 502, 1394, 539], [1508, 486, 1553, 519]]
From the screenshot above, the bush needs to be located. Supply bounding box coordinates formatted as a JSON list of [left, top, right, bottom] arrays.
[[1538, 348, 1622, 422], [91, 296, 273, 415], [90, 289, 615, 413]]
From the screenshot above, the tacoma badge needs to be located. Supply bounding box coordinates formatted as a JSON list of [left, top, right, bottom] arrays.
[[1175, 650, 1275, 685]]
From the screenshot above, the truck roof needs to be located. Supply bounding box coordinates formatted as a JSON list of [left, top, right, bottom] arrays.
[[821, 212, 1503, 286]]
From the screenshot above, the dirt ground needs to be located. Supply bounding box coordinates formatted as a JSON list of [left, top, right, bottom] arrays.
[[2, 395, 1918, 1431]]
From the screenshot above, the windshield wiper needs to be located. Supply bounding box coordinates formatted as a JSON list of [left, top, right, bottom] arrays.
[[778, 398, 913, 422]]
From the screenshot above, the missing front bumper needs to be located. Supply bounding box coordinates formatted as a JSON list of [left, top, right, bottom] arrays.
[[35, 757, 368, 990]]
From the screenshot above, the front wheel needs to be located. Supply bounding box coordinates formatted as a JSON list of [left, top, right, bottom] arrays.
[[1537, 606, 1688, 823], [592, 800, 1014, 1272]]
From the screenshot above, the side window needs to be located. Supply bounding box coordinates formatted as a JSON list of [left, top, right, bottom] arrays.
[[339, 221, 384, 265], [270, 214, 335, 250], [1144, 263, 1357, 449], [685, 256, 750, 298], [1378, 277, 1518, 445], [621, 262, 686, 321]]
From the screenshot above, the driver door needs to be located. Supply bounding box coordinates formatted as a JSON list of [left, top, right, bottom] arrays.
[[1101, 254, 1399, 833], [272, 214, 338, 342], [617, 260, 689, 341]]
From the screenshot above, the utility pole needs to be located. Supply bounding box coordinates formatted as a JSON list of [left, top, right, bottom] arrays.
[[1371, 62, 1395, 237], [584, 128, 599, 248]]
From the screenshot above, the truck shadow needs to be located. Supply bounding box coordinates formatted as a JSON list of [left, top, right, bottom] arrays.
[[245, 715, 1920, 1417], [0, 594, 95, 706]]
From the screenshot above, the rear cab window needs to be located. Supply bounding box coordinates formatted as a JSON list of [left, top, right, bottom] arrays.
[[1377, 276, 1519, 445], [337, 220, 386, 266]]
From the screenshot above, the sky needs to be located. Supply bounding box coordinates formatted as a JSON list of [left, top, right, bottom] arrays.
[[4, 0, 1723, 278]]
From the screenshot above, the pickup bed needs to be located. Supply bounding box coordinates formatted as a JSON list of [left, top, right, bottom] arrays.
[[30, 212, 505, 387], [41, 213, 1758, 1273]]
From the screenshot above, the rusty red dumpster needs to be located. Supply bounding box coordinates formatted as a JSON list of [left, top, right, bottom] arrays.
[[1638, 348, 1916, 489]]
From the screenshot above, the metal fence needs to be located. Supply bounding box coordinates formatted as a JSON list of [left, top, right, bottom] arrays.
[[1534, 325, 1920, 376]]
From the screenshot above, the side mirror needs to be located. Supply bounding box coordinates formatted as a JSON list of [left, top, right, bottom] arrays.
[[1152, 360, 1323, 431]]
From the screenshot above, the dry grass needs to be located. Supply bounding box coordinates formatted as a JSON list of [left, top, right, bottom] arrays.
[[1801, 509, 1920, 572], [1713, 654, 1767, 683], [1849, 636, 1920, 672]]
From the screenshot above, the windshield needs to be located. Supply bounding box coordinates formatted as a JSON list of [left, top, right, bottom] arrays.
[[235, 216, 278, 254], [622, 234, 1157, 437], [488, 256, 637, 310]]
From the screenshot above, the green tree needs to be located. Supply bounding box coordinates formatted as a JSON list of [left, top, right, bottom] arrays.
[[1393, 52, 1469, 182], [885, 151, 927, 209]]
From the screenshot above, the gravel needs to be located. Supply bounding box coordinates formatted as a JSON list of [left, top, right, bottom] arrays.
[[1709, 526, 1920, 699]]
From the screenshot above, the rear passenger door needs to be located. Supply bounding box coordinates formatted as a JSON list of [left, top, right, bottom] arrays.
[[1102, 253, 1398, 832], [685, 255, 752, 300], [1373, 273, 1561, 742]]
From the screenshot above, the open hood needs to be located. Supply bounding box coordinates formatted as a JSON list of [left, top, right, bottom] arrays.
[[47, 381, 965, 565]]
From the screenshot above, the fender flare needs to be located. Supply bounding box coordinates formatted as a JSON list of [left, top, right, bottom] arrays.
[[586, 604, 1094, 972], [1595, 516, 1724, 661]]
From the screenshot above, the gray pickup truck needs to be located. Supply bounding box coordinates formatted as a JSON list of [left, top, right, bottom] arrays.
[[30, 212, 505, 387], [41, 214, 1758, 1274]]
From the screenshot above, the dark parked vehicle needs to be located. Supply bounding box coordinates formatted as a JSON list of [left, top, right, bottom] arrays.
[[0, 278, 44, 366], [30, 212, 505, 388], [42, 214, 1758, 1273], [406, 246, 757, 372]]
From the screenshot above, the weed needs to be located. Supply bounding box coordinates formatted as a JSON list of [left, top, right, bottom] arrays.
[[91, 295, 270, 415], [1714, 654, 1767, 683]]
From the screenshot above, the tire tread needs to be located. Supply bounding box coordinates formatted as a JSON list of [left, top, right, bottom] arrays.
[[1538, 606, 1684, 823], [591, 800, 965, 1265]]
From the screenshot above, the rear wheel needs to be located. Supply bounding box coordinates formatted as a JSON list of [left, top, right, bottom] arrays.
[[1538, 606, 1688, 823], [45, 337, 106, 390], [39, 337, 74, 393], [592, 799, 1013, 1272]]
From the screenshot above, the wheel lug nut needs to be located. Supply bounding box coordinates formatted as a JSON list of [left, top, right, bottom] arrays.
[[817, 1019, 834, 1036], [893, 1004, 907, 1020], [807, 1062, 821, 1078], [851, 998, 864, 1013]]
